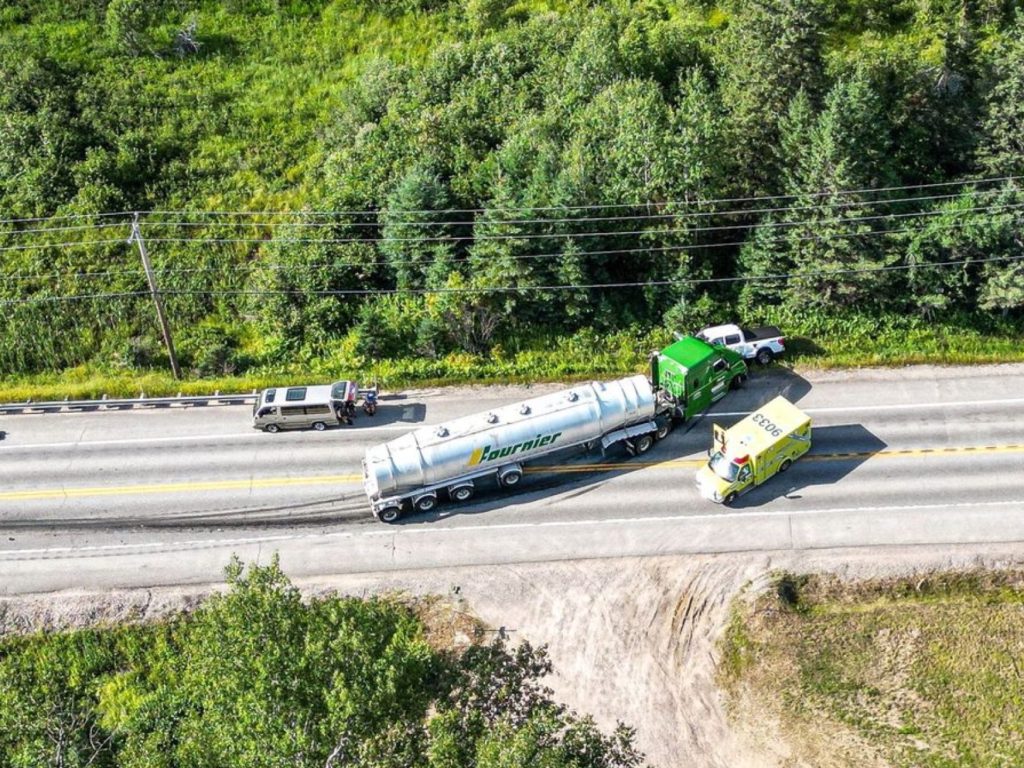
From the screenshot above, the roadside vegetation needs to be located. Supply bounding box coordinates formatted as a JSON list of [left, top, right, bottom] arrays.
[[2, 306, 1023, 401], [2, 0, 1023, 398], [720, 570, 1024, 767], [0, 557, 645, 768]]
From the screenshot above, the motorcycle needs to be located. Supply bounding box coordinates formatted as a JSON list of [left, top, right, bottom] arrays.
[[362, 388, 378, 416]]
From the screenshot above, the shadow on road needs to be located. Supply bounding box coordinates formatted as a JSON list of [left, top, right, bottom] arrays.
[[347, 401, 427, 428], [738, 366, 813, 409], [727, 422, 887, 508]]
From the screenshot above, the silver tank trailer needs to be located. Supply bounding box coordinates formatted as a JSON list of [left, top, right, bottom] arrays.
[[363, 374, 657, 510]]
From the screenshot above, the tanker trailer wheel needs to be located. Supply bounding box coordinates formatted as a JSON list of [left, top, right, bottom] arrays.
[[450, 484, 475, 503], [413, 493, 438, 513], [634, 434, 655, 454], [756, 348, 773, 366], [498, 465, 523, 488], [379, 505, 403, 524]]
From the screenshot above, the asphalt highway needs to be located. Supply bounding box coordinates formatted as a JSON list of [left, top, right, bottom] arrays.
[[1, 365, 1022, 594]]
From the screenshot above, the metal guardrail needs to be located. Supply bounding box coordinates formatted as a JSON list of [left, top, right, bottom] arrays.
[[0, 391, 260, 415]]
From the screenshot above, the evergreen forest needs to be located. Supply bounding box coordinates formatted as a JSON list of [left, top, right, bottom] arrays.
[[2, 0, 1023, 388]]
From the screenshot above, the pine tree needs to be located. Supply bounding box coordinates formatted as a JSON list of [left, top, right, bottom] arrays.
[[978, 12, 1024, 177], [779, 74, 898, 308], [380, 165, 459, 291], [718, 0, 825, 197]]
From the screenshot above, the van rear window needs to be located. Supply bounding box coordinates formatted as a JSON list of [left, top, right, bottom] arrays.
[[281, 406, 306, 416], [306, 405, 331, 415], [285, 387, 307, 401]]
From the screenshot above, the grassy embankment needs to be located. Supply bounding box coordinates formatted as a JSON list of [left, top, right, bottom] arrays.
[[1, 309, 1022, 402], [720, 570, 1024, 767]]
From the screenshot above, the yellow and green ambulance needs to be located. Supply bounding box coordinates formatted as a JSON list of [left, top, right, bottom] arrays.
[[696, 396, 811, 504]]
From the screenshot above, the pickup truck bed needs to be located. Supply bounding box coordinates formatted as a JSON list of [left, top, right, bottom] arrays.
[[743, 326, 783, 341]]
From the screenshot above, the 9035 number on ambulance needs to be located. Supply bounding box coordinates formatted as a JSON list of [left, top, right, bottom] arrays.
[[696, 396, 811, 504]]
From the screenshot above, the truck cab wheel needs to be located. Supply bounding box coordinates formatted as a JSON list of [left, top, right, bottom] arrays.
[[730, 373, 747, 390], [413, 494, 438, 513], [723, 492, 737, 505], [756, 348, 773, 366], [634, 434, 654, 454], [779, 459, 792, 473], [379, 506, 402, 524], [655, 420, 673, 440]]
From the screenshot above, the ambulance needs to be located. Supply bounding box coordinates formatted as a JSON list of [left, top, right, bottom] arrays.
[[696, 396, 811, 504]]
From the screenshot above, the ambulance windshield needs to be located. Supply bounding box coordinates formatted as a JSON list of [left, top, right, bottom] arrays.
[[709, 452, 738, 482]]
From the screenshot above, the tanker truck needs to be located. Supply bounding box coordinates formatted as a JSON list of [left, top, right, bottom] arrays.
[[363, 374, 666, 523]]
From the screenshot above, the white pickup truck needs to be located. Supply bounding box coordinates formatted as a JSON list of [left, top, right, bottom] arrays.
[[695, 323, 785, 365]]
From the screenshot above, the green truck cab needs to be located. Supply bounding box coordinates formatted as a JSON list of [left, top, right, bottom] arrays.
[[651, 336, 748, 422]]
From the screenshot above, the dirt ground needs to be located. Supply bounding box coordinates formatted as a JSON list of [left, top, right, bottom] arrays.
[[4, 542, 1024, 768]]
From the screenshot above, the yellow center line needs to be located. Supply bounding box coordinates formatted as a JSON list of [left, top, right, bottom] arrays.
[[527, 443, 1024, 473], [3, 444, 1022, 502], [0, 474, 362, 502]]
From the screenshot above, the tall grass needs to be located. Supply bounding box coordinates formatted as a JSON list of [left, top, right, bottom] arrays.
[[1, 311, 1021, 401], [721, 570, 1024, 767]]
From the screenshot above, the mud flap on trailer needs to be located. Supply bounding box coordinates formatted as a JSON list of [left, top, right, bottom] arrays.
[[601, 420, 659, 452]]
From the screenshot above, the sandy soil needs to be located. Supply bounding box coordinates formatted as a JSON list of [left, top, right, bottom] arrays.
[[4, 542, 1024, 768]]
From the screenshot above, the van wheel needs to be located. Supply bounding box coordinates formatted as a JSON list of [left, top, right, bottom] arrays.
[[635, 434, 654, 454], [756, 348, 773, 366], [499, 468, 523, 488], [723, 492, 737, 505], [413, 494, 438, 513], [379, 505, 402, 524], [265, 424, 281, 434], [312, 421, 326, 432], [780, 459, 792, 473]]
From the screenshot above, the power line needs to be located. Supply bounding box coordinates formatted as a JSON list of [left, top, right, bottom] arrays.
[[2, 195, 1019, 258], [158, 215, 1024, 275], [137, 188, 1002, 230], [1, 175, 1019, 229], [0, 238, 129, 254], [135, 200, 1024, 247], [0, 221, 130, 237], [4, 268, 144, 283], [0, 291, 150, 307], [0, 211, 133, 227], [138, 175, 1022, 218], [3, 207, 1018, 282], [3, 251, 1019, 306]]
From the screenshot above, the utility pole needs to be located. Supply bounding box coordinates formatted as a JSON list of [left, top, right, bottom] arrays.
[[129, 212, 181, 379]]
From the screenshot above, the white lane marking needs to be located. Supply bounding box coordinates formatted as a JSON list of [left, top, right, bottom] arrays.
[[3, 498, 1023, 557], [713, 396, 1024, 417], [6, 395, 1024, 453]]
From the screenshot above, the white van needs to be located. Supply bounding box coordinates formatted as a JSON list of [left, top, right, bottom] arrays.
[[252, 381, 360, 433]]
